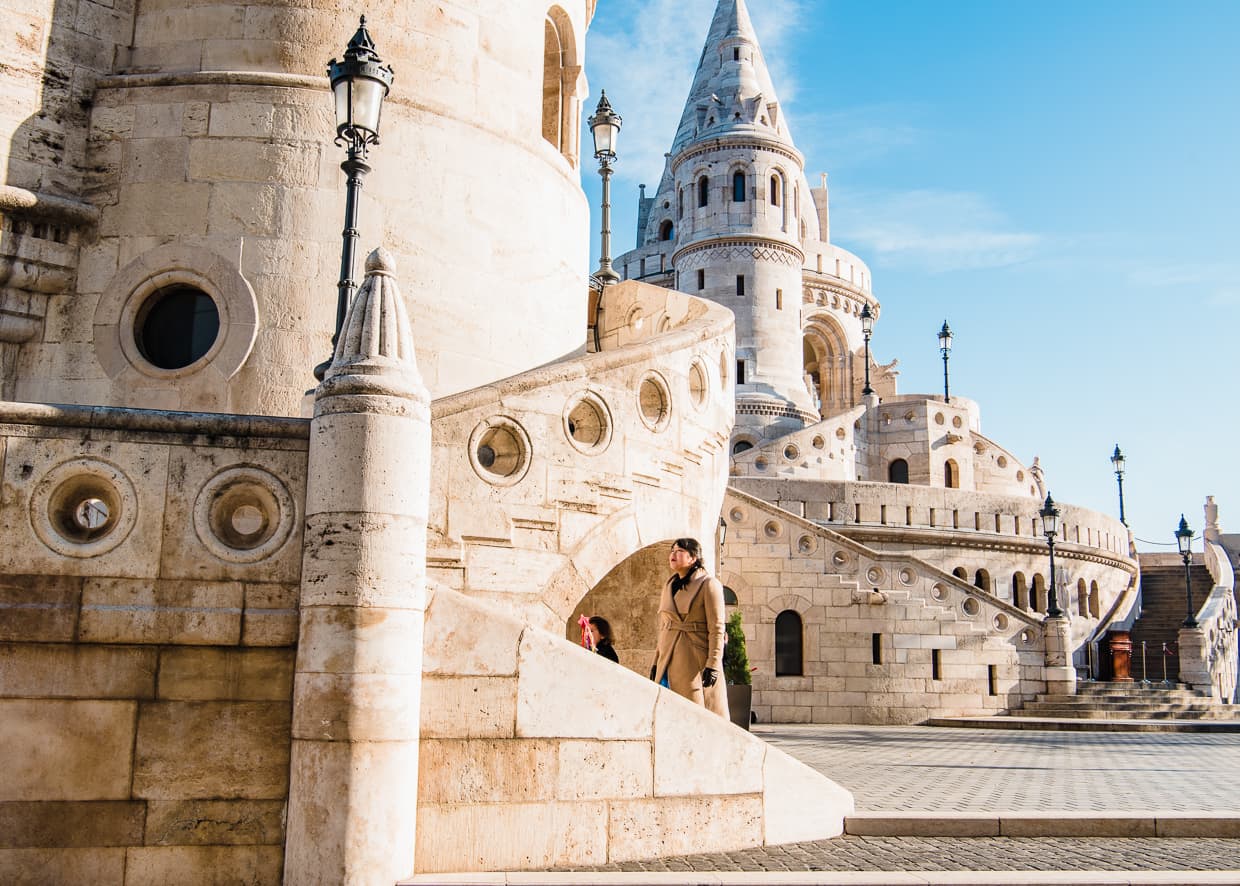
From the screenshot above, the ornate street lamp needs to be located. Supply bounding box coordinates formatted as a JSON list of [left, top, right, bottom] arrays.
[[1040, 492, 1064, 618], [937, 320, 953, 404], [589, 91, 623, 285], [860, 304, 874, 396], [1110, 444, 1127, 525], [315, 16, 395, 381], [1176, 515, 1197, 628]]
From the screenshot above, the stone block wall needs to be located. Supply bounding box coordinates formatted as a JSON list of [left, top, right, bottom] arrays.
[[0, 404, 306, 883]]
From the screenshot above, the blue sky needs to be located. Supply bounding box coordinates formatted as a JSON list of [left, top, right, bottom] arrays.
[[581, 0, 1240, 551]]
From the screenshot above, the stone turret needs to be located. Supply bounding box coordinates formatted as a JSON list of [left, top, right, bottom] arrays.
[[640, 0, 822, 442]]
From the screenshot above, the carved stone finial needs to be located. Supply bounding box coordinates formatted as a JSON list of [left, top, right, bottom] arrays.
[[365, 247, 395, 276]]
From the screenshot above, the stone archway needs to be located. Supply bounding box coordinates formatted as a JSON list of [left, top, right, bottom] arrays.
[[802, 312, 850, 416]]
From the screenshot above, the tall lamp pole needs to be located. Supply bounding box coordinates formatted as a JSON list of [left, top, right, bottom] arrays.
[[1040, 493, 1064, 618], [1176, 515, 1197, 627], [315, 17, 394, 381], [937, 320, 953, 404], [860, 304, 874, 396], [589, 91, 623, 285], [1110, 444, 1127, 525]]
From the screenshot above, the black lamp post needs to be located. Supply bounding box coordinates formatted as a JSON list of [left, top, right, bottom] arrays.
[[1040, 492, 1064, 618], [860, 304, 874, 396], [1176, 515, 1197, 628], [315, 16, 395, 381], [937, 320, 953, 404], [1110, 444, 1127, 525], [589, 91, 623, 285]]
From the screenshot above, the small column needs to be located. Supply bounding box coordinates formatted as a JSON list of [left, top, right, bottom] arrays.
[[1042, 615, 1077, 695], [284, 249, 430, 885], [1178, 626, 1212, 693]]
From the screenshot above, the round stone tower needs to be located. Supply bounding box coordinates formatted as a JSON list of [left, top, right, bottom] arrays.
[[649, 0, 821, 442]]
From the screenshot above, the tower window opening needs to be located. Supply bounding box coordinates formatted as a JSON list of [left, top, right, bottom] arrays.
[[659, 220, 674, 241], [769, 175, 780, 205], [736, 360, 746, 385], [698, 176, 709, 207], [733, 48, 740, 61], [733, 171, 746, 202], [697, 269, 705, 290], [932, 649, 942, 681], [775, 610, 804, 676], [871, 633, 882, 665], [678, 189, 684, 218], [736, 275, 745, 297], [888, 459, 909, 484], [776, 289, 783, 310]]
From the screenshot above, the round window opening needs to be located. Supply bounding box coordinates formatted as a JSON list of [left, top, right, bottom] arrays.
[[638, 374, 671, 430], [135, 284, 220, 370], [470, 418, 532, 485], [564, 392, 612, 455], [51, 480, 120, 545]]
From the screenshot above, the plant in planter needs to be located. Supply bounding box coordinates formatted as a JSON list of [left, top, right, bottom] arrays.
[[722, 609, 753, 729]]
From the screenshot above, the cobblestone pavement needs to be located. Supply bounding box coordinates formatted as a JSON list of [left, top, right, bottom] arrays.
[[758, 725, 1240, 813], [561, 837, 1240, 873]]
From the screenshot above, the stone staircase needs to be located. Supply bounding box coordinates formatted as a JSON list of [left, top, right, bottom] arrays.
[[1020, 681, 1239, 720], [1126, 561, 1214, 683]]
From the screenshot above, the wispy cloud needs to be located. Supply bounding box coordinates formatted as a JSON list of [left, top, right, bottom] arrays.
[[794, 104, 927, 174], [832, 189, 1042, 273], [586, 0, 804, 190]]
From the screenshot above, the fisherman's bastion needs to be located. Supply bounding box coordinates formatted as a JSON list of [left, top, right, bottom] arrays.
[[2, 0, 1238, 881]]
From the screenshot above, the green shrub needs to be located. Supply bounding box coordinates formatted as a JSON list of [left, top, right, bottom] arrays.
[[722, 609, 752, 685]]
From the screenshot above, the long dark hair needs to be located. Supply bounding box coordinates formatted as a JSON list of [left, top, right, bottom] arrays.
[[670, 537, 705, 593]]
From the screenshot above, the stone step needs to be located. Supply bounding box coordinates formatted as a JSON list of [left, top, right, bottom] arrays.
[[1040, 690, 1212, 703], [929, 715, 1240, 733], [1016, 707, 1240, 721], [1025, 699, 1221, 712]]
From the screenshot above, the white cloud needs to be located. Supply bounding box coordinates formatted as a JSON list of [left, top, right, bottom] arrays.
[[832, 188, 1042, 273]]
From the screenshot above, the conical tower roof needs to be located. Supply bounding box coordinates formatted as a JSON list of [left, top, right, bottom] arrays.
[[669, 0, 797, 157]]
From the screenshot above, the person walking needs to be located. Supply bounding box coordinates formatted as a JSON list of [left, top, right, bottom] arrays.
[[587, 615, 619, 663], [650, 537, 729, 718]]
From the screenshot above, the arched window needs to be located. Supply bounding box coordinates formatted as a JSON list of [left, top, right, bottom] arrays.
[[769, 175, 780, 205], [733, 171, 746, 202], [677, 189, 684, 218], [723, 585, 738, 605], [698, 176, 709, 208], [1089, 581, 1100, 618], [888, 459, 909, 484], [541, 9, 578, 163], [732, 440, 753, 455], [974, 569, 991, 592], [1012, 572, 1028, 610], [1032, 574, 1046, 613], [952, 567, 968, 581], [944, 460, 959, 488], [1077, 579, 1088, 616], [659, 220, 674, 241], [775, 610, 803, 676]]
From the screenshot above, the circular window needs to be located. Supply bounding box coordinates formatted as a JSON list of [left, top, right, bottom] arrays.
[[811, 435, 825, 450], [993, 613, 1009, 631], [797, 534, 817, 555], [729, 507, 745, 523], [688, 360, 709, 409], [469, 417, 533, 486], [30, 458, 140, 558], [754, 456, 768, 471], [835, 427, 846, 440], [763, 520, 782, 539], [783, 444, 799, 461], [866, 566, 884, 585], [564, 391, 612, 455], [952, 415, 963, 429], [962, 597, 981, 617], [997, 456, 1008, 468], [194, 467, 296, 563], [1016, 470, 1025, 482], [934, 412, 945, 425], [931, 583, 947, 601], [899, 568, 916, 586], [134, 285, 220, 370], [637, 373, 671, 431], [832, 550, 849, 567]]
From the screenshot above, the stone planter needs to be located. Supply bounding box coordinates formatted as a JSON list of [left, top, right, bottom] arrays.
[[726, 683, 752, 730]]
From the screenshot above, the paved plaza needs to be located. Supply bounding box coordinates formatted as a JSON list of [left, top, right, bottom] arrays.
[[547, 725, 1240, 879]]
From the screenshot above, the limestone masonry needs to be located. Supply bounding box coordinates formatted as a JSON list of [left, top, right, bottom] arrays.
[[1, 0, 1235, 882]]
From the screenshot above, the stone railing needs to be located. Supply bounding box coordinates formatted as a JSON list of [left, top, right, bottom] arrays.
[[1179, 541, 1238, 702]]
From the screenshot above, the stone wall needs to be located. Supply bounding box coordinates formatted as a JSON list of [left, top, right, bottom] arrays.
[[0, 403, 306, 883]]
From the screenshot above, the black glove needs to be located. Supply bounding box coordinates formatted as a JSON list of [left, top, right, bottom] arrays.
[[701, 667, 718, 688], [650, 666, 657, 681]]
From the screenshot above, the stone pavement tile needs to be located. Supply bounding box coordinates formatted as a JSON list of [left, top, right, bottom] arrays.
[[846, 815, 1000, 837], [999, 816, 1155, 838]]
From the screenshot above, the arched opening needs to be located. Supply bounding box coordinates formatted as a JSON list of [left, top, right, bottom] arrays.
[[733, 171, 746, 202], [952, 567, 968, 581], [888, 459, 909, 484], [974, 569, 991, 592], [1089, 580, 1100, 618], [1032, 574, 1046, 613], [1012, 572, 1028, 610], [769, 175, 780, 206], [698, 176, 709, 208], [659, 220, 674, 241], [775, 610, 803, 676], [723, 585, 738, 606], [677, 188, 684, 218], [802, 314, 849, 415], [541, 9, 578, 163], [1077, 578, 1088, 616], [732, 440, 753, 455], [944, 460, 959, 489]]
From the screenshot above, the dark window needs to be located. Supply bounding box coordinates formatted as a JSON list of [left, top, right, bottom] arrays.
[[769, 175, 780, 205], [733, 48, 740, 61], [659, 220, 674, 241], [952, 567, 968, 580], [988, 664, 998, 696], [733, 171, 746, 202], [944, 460, 958, 488], [888, 459, 909, 484], [723, 585, 738, 605], [932, 649, 942, 681], [776, 289, 783, 310], [697, 269, 705, 290], [135, 285, 220, 370], [698, 176, 709, 207], [735, 275, 745, 296], [871, 632, 882, 665], [974, 569, 991, 592], [678, 189, 684, 218], [736, 360, 746, 384], [732, 440, 753, 455], [775, 610, 803, 676]]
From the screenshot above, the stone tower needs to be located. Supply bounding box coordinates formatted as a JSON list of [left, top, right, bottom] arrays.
[[641, 0, 822, 442]]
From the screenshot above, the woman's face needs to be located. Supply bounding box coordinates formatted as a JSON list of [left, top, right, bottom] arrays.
[[588, 622, 601, 645], [669, 545, 694, 574]]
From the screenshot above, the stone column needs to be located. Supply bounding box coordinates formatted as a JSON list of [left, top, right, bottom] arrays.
[[284, 249, 430, 885], [1042, 615, 1077, 695], [1178, 626, 1212, 693]]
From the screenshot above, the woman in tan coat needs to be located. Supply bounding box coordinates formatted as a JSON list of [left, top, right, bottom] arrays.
[[650, 538, 729, 718]]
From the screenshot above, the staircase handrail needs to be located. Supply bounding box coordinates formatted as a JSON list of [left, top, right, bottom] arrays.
[[1205, 539, 1235, 593], [1177, 540, 1238, 702]]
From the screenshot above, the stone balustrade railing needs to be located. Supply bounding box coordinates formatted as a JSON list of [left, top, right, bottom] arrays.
[[1179, 541, 1238, 702]]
